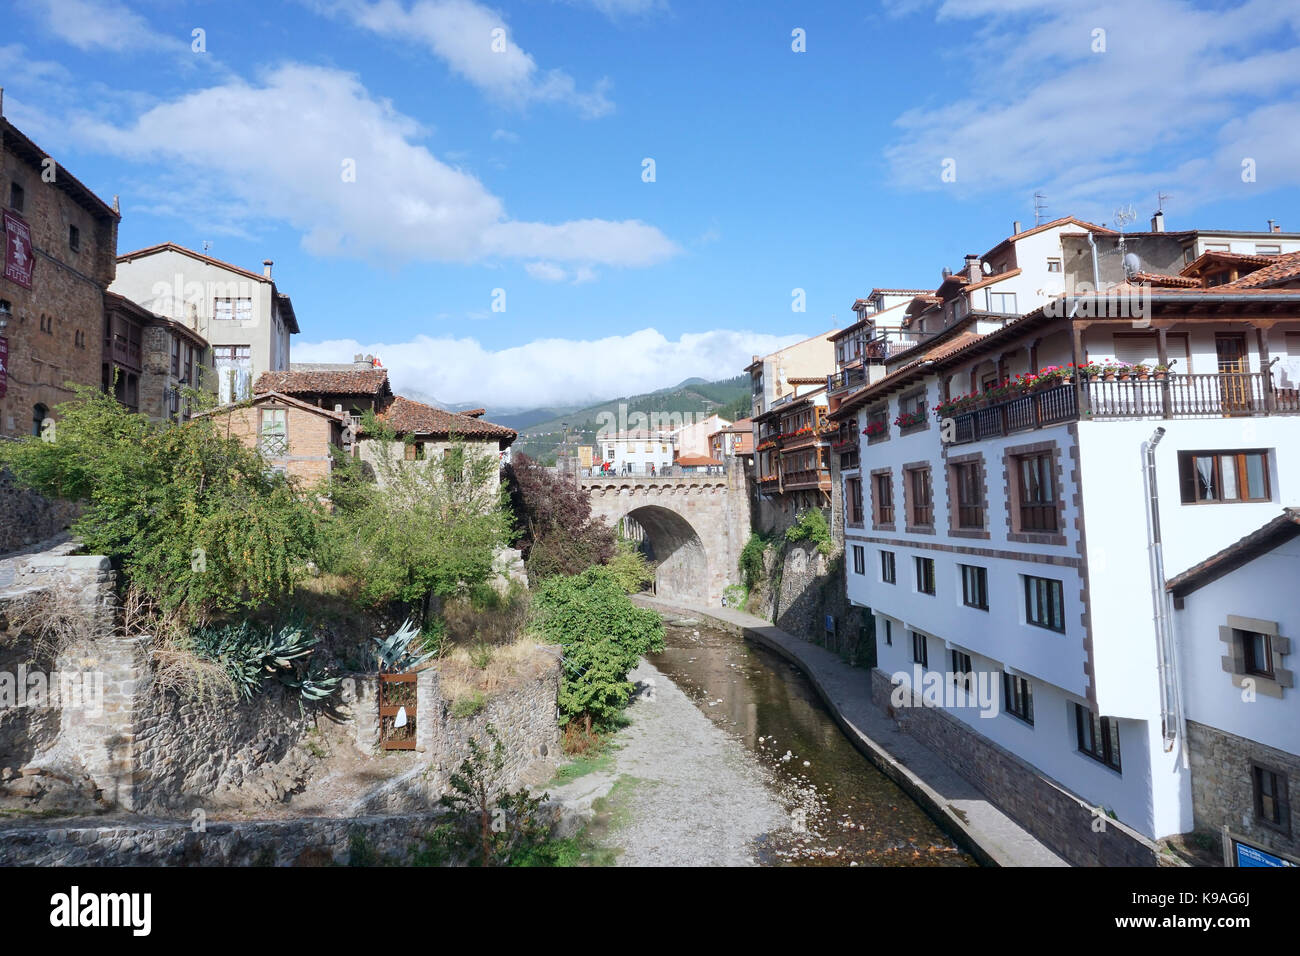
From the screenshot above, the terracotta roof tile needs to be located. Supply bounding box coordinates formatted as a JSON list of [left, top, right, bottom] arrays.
[[373, 395, 516, 442], [1220, 251, 1300, 289], [254, 368, 393, 397], [1131, 271, 1202, 288]]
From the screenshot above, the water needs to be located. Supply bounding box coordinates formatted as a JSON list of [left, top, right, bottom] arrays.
[[650, 622, 976, 867]]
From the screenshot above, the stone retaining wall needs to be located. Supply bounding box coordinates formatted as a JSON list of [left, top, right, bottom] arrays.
[[0, 465, 79, 557], [1188, 719, 1299, 859], [870, 668, 1163, 867]]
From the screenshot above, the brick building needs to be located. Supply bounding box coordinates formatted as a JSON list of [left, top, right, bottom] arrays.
[[200, 391, 348, 487], [1, 116, 120, 437]]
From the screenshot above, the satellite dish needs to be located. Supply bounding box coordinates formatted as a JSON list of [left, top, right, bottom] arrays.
[[981, 261, 993, 275], [1123, 252, 1141, 277]]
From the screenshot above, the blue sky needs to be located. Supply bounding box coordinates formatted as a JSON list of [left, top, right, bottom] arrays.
[[5, 0, 1299, 409]]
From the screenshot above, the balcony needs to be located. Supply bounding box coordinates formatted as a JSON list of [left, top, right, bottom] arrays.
[[782, 468, 832, 491], [948, 373, 1300, 446], [828, 365, 867, 393]]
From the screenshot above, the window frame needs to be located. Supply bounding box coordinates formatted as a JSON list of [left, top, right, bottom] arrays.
[[907, 466, 933, 528], [880, 549, 896, 584], [1073, 703, 1122, 772], [1024, 575, 1066, 632], [912, 630, 928, 668], [1017, 452, 1058, 532], [1178, 450, 1271, 505], [960, 564, 989, 610], [1003, 673, 1034, 725], [852, 545, 865, 576], [1253, 765, 1291, 832], [953, 459, 985, 530], [951, 649, 974, 694], [915, 555, 936, 596]]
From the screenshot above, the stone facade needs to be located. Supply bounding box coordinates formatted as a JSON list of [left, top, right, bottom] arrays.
[[1, 119, 119, 438], [870, 668, 1164, 866], [1187, 719, 1299, 859], [582, 463, 751, 604], [137, 319, 215, 422], [203, 393, 346, 487], [0, 460, 79, 556]]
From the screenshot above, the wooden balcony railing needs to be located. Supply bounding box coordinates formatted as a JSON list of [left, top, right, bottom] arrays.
[[947, 373, 1299, 447]]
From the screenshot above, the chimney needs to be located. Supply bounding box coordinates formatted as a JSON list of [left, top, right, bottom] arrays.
[[353, 353, 364, 362], [263, 259, 273, 278], [1151, 211, 1165, 232], [1012, 220, 1022, 235], [965, 254, 981, 283], [1268, 219, 1281, 233]]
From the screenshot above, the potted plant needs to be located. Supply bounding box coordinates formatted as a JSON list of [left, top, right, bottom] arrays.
[[1154, 363, 1171, 380], [863, 421, 887, 438], [893, 410, 926, 430], [1116, 364, 1132, 382], [1132, 362, 1150, 380]]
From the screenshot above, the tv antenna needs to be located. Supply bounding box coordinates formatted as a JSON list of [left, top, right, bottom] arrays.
[[1033, 191, 1048, 226], [1113, 204, 1137, 231], [1156, 191, 1171, 213], [201, 240, 213, 252]]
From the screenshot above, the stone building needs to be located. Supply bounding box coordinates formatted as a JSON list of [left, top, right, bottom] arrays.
[[103, 291, 214, 422], [1, 116, 120, 437], [253, 361, 392, 434], [359, 395, 517, 491]]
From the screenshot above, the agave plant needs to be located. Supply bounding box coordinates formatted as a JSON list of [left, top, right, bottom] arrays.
[[372, 618, 438, 673], [191, 619, 324, 700]]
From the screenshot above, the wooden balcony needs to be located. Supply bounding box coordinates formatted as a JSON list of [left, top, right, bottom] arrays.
[[949, 373, 1299, 446], [781, 468, 832, 491]]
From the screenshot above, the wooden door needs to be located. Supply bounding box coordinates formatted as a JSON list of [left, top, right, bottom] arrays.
[[1216, 333, 1250, 413]]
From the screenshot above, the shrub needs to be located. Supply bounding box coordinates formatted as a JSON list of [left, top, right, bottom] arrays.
[[739, 532, 770, 590], [188, 617, 339, 703], [451, 691, 486, 718], [531, 566, 664, 729], [507, 454, 616, 581], [785, 508, 832, 555], [0, 387, 322, 622], [604, 539, 655, 593]]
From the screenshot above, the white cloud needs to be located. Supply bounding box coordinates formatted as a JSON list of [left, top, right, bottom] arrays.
[[525, 261, 568, 282], [73, 64, 678, 267], [317, 0, 613, 116], [566, 0, 667, 17], [293, 327, 805, 408], [883, 0, 1300, 214], [19, 0, 187, 53], [490, 128, 519, 142]]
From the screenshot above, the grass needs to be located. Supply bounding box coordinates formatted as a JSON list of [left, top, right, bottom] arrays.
[[548, 741, 619, 785], [450, 691, 486, 718], [439, 635, 549, 703]]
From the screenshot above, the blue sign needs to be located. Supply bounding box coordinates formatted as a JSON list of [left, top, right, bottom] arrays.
[[1235, 840, 1296, 867]]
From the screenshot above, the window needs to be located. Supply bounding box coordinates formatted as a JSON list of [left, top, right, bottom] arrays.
[[404, 441, 426, 461], [1178, 450, 1270, 503], [989, 291, 1018, 313], [953, 460, 984, 529], [74, 330, 85, 348], [68, 224, 80, 252], [898, 391, 926, 430], [171, 337, 182, 376], [1253, 766, 1290, 831], [9, 181, 23, 212], [1239, 629, 1275, 679], [873, 472, 894, 525], [258, 408, 288, 457], [865, 407, 889, 442], [1003, 674, 1034, 725], [1047, 258, 1062, 273], [1255, 244, 1282, 256], [960, 565, 988, 610], [214, 297, 254, 322], [915, 556, 935, 595], [1073, 704, 1122, 772], [1025, 576, 1065, 631], [880, 550, 896, 584], [908, 467, 933, 527], [846, 477, 864, 525], [852, 545, 865, 576], [912, 631, 928, 668], [32, 403, 48, 437], [951, 650, 974, 693], [1016, 453, 1058, 531], [883, 618, 893, 646]]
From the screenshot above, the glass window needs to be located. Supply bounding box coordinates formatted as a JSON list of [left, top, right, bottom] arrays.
[[880, 550, 896, 584], [1003, 674, 1034, 724], [960, 565, 988, 610], [1025, 576, 1065, 631], [1017, 453, 1058, 531], [1178, 450, 1271, 503], [915, 556, 935, 595]]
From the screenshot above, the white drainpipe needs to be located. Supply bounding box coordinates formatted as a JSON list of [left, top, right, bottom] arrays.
[[1142, 427, 1183, 757]]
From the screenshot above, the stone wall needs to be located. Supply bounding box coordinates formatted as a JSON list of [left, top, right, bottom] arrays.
[[0, 806, 557, 866], [870, 668, 1164, 867], [1187, 719, 1299, 859], [0, 462, 79, 557]]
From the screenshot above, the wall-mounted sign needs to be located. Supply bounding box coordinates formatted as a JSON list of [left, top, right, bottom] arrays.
[[1224, 828, 1298, 867], [3, 210, 34, 290]]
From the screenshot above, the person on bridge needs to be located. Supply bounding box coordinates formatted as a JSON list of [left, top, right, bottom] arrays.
[[650, 463, 657, 477]]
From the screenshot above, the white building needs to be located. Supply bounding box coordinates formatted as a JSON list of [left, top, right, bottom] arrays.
[[1167, 509, 1299, 863], [831, 280, 1300, 863], [111, 242, 299, 403], [595, 430, 675, 476]]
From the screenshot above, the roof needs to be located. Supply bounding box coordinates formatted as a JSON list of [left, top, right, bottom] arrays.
[[963, 267, 1022, 293], [1, 118, 119, 222], [117, 242, 270, 284], [1167, 509, 1300, 598], [676, 455, 724, 467], [713, 418, 753, 433], [373, 395, 516, 443], [196, 391, 349, 423], [980, 216, 1116, 260], [1131, 271, 1202, 288], [253, 368, 392, 398], [1220, 251, 1300, 289], [831, 300, 912, 341]]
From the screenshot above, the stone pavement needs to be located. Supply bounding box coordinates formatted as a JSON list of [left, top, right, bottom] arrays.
[[634, 594, 1068, 867]]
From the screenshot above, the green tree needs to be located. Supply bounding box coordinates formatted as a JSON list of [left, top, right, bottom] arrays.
[[323, 416, 513, 619], [530, 566, 664, 730], [0, 387, 321, 621]]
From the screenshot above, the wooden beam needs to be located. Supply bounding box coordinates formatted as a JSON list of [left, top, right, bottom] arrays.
[[1256, 325, 1275, 412]]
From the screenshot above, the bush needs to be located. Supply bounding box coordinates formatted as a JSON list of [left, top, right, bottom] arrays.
[[605, 539, 655, 593], [531, 566, 664, 729], [451, 691, 486, 718], [738, 532, 770, 590], [785, 508, 833, 555], [188, 617, 340, 704], [0, 387, 321, 622], [508, 454, 616, 581]]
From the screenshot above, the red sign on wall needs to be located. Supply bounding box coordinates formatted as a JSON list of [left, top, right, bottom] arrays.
[[3, 210, 34, 289]]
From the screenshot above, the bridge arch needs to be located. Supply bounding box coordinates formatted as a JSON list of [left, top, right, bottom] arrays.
[[617, 505, 709, 604]]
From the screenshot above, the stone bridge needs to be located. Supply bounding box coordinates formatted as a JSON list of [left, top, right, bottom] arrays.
[[580, 465, 751, 604]]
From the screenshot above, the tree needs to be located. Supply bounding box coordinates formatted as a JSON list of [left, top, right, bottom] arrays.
[[507, 453, 615, 581], [530, 566, 665, 729], [323, 416, 513, 619], [0, 387, 321, 622]]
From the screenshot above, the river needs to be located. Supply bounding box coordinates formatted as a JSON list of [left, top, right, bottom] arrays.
[[649, 619, 976, 867]]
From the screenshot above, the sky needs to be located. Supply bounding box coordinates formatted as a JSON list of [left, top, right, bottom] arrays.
[[5, 0, 1300, 409]]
